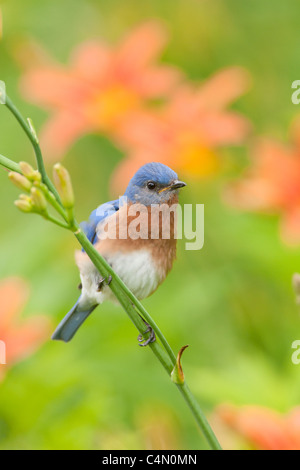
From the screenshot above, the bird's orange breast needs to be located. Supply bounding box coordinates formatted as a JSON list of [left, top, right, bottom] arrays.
[[94, 199, 179, 278]]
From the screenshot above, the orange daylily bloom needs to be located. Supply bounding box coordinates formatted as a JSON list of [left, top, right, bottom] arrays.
[[18, 22, 181, 160], [0, 277, 51, 380], [224, 133, 300, 245], [110, 66, 251, 193], [216, 404, 300, 450]]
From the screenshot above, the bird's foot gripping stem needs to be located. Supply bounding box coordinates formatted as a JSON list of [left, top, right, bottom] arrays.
[[137, 323, 156, 347], [97, 275, 112, 292]]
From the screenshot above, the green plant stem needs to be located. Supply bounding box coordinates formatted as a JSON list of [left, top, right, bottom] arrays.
[[177, 383, 222, 450], [74, 224, 176, 364], [5, 95, 62, 205], [73, 224, 221, 450], [39, 184, 69, 223], [0, 153, 21, 173], [44, 213, 71, 229]]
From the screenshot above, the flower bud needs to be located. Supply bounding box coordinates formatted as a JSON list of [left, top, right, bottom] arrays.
[[171, 345, 189, 385], [19, 194, 31, 202], [14, 199, 32, 213], [53, 164, 74, 209], [9, 172, 32, 192], [32, 170, 42, 183], [19, 161, 35, 178], [19, 162, 42, 183], [30, 187, 47, 213]]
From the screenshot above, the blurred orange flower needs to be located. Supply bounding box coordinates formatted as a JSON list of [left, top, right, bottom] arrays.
[[216, 404, 300, 450], [19, 22, 180, 160], [111, 66, 251, 194], [0, 277, 51, 381], [224, 133, 300, 245]]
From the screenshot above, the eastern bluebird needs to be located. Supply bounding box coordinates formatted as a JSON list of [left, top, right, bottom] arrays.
[[52, 162, 186, 343]]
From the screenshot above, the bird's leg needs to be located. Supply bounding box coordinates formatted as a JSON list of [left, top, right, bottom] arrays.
[[97, 275, 112, 292], [137, 313, 156, 347]]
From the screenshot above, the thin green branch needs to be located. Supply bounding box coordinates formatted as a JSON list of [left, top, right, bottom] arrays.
[[178, 383, 222, 450], [74, 225, 176, 364], [0, 154, 221, 450], [73, 227, 221, 450], [4, 95, 62, 205], [44, 213, 71, 230], [39, 184, 69, 223], [0, 153, 21, 173]]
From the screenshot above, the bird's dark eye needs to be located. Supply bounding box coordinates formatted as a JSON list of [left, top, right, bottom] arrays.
[[147, 181, 156, 190]]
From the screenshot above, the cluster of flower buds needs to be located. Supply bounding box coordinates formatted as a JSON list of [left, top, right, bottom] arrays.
[[8, 161, 75, 226], [9, 162, 47, 215]]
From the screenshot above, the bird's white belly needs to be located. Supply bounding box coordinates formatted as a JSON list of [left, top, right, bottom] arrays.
[[106, 250, 162, 300], [78, 249, 163, 306]]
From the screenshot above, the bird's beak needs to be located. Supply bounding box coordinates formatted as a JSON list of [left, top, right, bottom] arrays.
[[158, 180, 187, 193], [170, 180, 187, 190]]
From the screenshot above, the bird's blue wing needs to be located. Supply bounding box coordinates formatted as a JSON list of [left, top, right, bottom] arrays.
[[52, 199, 120, 341], [80, 199, 120, 245]]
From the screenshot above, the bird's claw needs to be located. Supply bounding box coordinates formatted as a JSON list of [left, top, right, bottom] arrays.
[[138, 325, 156, 347], [97, 275, 112, 292]]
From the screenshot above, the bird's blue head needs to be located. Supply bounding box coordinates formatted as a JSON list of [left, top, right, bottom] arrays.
[[124, 162, 186, 205]]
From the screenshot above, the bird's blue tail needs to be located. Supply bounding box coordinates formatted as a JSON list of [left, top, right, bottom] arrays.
[[52, 298, 97, 343]]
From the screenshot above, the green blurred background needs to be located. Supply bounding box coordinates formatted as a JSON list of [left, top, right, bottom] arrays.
[[1, 0, 300, 450]]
